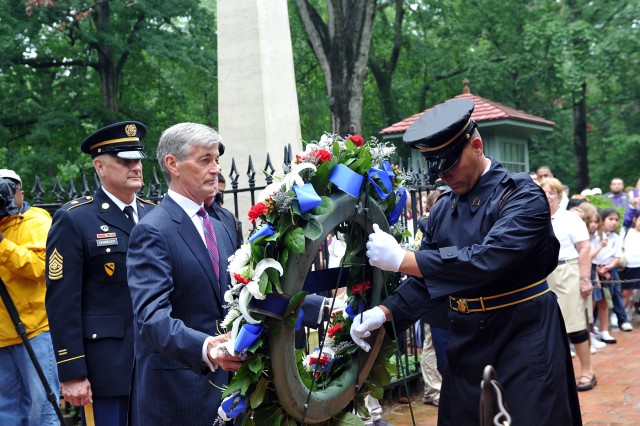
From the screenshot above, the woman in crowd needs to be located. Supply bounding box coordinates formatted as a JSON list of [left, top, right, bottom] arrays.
[[542, 178, 596, 391]]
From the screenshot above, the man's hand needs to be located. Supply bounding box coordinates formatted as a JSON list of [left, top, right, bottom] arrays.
[[365, 224, 405, 272], [61, 377, 92, 407], [207, 336, 243, 372], [350, 306, 387, 352]]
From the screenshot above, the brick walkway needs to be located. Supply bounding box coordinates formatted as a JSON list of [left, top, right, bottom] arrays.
[[382, 315, 640, 425]]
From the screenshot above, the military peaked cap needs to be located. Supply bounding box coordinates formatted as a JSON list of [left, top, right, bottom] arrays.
[[81, 121, 147, 159], [403, 99, 476, 183]]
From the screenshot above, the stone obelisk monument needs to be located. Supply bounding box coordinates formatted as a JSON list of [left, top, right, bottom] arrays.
[[217, 0, 302, 235]]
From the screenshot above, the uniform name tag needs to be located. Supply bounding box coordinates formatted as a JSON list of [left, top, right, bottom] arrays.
[[96, 238, 118, 247]]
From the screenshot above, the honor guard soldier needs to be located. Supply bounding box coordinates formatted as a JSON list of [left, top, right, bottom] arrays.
[[351, 99, 582, 425], [45, 122, 155, 426]]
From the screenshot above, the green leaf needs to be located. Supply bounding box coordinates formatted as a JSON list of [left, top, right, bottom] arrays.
[[310, 161, 331, 193], [258, 272, 269, 294], [303, 218, 323, 240], [249, 376, 268, 408], [265, 267, 281, 292], [250, 243, 264, 263], [332, 411, 363, 425], [272, 414, 283, 426], [284, 227, 306, 253], [310, 196, 332, 215], [223, 363, 253, 396], [247, 354, 264, 375]]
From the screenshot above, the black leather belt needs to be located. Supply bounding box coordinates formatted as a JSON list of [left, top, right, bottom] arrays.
[[557, 258, 577, 266], [449, 279, 549, 314]]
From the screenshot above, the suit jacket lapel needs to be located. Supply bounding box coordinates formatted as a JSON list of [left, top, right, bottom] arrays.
[[161, 196, 222, 305]]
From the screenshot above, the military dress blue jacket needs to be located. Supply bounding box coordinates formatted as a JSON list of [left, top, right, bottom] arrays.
[[45, 187, 155, 397], [382, 159, 581, 426]]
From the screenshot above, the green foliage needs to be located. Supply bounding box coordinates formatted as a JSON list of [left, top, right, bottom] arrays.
[[2, 0, 639, 197], [0, 0, 217, 198]]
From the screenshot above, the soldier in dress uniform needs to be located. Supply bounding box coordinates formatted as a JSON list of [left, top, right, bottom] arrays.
[[45, 121, 155, 426], [351, 99, 582, 425]]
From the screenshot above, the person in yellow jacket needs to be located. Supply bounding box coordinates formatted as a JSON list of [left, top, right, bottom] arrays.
[[0, 169, 60, 425]]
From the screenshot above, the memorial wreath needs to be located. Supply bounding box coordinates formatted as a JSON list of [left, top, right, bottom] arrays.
[[216, 133, 410, 425]]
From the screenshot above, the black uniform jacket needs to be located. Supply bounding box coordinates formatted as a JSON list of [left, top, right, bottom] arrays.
[[383, 159, 581, 426], [45, 187, 154, 397]]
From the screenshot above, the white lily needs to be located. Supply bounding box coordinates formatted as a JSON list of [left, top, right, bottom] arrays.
[[238, 286, 262, 325], [258, 181, 284, 203], [227, 316, 244, 355], [246, 257, 284, 300], [236, 258, 284, 324], [282, 162, 317, 189]]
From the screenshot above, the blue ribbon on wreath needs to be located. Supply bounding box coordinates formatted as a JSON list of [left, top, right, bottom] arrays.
[[220, 392, 248, 420], [249, 223, 276, 243], [234, 323, 264, 353], [367, 161, 395, 200], [292, 183, 323, 213], [345, 302, 365, 320], [329, 164, 364, 197], [387, 187, 407, 226]]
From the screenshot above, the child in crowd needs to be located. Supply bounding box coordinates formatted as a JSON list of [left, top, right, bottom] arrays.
[[586, 208, 616, 343], [622, 212, 640, 317], [592, 208, 632, 335], [575, 203, 606, 351]]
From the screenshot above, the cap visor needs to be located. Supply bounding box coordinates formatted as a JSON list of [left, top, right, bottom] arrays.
[[115, 151, 146, 159]]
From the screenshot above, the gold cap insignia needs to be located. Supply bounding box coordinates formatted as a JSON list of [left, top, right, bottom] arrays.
[[48, 248, 63, 281], [125, 124, 137, 137], [104, 263, 115, 277]]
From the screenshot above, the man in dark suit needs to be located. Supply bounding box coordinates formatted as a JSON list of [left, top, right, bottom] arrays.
[[127, 122, 243, 426], [45, 121, 154, 426]]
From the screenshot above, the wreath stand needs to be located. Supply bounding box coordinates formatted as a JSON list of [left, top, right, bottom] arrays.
[[267, 191, 389, 424], [480, 365, 512, 426]]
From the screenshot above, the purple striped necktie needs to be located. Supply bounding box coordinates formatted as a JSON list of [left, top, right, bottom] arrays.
[[197, 208, 220, 280]]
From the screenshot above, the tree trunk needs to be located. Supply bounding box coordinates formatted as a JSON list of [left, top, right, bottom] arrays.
[[294, 0, 376, 135], [93, 1, 119, 123], [368, 0, 404, 125], [573, 81, 589, 191]]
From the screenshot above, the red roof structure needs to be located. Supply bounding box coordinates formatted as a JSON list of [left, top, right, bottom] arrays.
[[380, 80, 554, 135]]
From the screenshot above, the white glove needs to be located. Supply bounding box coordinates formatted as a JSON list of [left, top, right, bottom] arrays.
[[366, 223, 405, 272], [350, 306, 387, 352]]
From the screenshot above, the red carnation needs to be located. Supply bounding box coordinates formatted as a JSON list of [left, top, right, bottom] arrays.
[[233, 273, 250, 285], [351, 281, 372, 295], [248, 202, 267, 223], [348, 135, 365, 147], [311, 149, 332, 162], [328, 323, 343, 338]]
